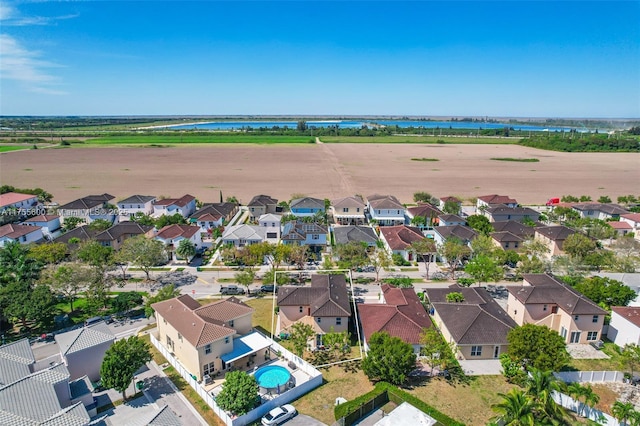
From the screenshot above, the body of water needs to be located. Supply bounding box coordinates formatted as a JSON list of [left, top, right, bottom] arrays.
[[163, 120, 594, 133]]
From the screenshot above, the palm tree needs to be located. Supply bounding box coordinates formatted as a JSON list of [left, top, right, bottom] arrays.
[[491, 389, 536, 426], [567, 382, 587, 415], [612, 401, 635, 426], [581, 385, 600, 417], [525, 368, 568, 423], [175, 239, 196, 263]]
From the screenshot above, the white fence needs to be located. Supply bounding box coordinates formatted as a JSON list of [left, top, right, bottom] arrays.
[[150, 332, 323, 426], [553, 391, 622, 426], [555, 370, 624, 384]]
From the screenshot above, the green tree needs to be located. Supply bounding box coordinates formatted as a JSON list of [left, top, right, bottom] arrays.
[[413, 191, 438, 205], [445, 292, 465, 302], [442, 199, 461, 215], [288, 244, 309, 270], [155, 213, 186, 229], [438, 238, 472, 278], [568, 276, 636, 310], [117, 235, 166, 280], [420, 328, 452, 374], [411, 238, 437, 279], [112, 291, 143, 313], [88, 218, 113, 232], [39, 262, 92, 312], [100, 336, 152, 400], [27, 242, 68, 265], [491, 388, 536, 426], [215, 371, 259, 416], [362, 332, 416, 385], [75, 240, 114, 308], [507, 324, 569, 371], [234, 268, 256, 293], [322, 328, 350, 361], [289, 322, 314, 357], [621, 344, 640, 380], [62, 216, 85, 232], [612, 401, 635, 426], [467, 214, 494, 236], [499, 353, 527, 385], [144, 284, 181, 317], [525, 368, 568, 423], [563, 233, 597, 260], [175, 238, 196, 262], [335, 241, 369, 271], [470, 234, 497, 258], [131, 212, 155, 226], [465, 255, 503, 286], [369, 247, 391, 282]]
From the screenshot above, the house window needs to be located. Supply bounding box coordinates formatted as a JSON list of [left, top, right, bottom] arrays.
[[178, 333, 183, 342], [397, 210, 400, 214], [343, 208, 349, 212], [357, 208, 360, 212], [167, 336, 174, 350], [203, 362, 215, 376], [336, 318, 342, 325], [505, 242, 509, 248], [163, 318, 167, 324], [224, 336, 230, 344], [587, 331, 598, 341], [514, 243, 518, 248], [471, 346, 482, 356], [205, 344, 211, 354], [316, 317, 321, 323], [299, 307, 303, 313], [592, 315, 599, 323], [312, 234, 319, 240], [574, 315, 579, 321], [560, 326, 567, 339], [229, 320, 234, 327], [543, 304, 548, 311]]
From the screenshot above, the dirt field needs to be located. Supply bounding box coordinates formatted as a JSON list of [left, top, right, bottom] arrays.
[[1, 143, 638, 205]]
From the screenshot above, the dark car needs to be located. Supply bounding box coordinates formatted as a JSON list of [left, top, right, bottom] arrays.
[[260, 285, 278, 293]]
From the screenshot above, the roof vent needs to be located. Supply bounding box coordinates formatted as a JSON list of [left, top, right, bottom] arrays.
[[192, 323, 195, 326]]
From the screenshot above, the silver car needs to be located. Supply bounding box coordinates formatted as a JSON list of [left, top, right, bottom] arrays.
[[261, 404, 297, 425]]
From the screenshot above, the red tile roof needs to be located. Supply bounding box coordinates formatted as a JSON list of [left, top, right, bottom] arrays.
[[478, 194, 517, 205], [0, 224, 42, 239], [24, 215, 59, 223], [612, 306, 640, 328], [156, 224, 200, 240], [154, 194, 195, 207], [0, 192, 38, 208], [608, 221, 632, 230], [379, 225, 424, 250], [622, 213, 640, 223]]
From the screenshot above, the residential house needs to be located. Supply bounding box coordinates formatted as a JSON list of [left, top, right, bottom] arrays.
[[0, 192, 39, 214], [116, 194, 156, 221], [290, 197, 325, 218], [439, 196, 462, 214], [572, 203, 629, 221], [477, 194, 518, 210], [491, 220, 537, 250], [367, 194, 405, 226], [608, 221, 633, 237], [55, 321, 115, 382], [331, 196, 366, 225], [0, 223, 43, 247], [333, 225, 378, 247], [152, 295, 269, 380], [94, 222, 155, 250], [607, 306, 640, 347], [534, 225, 579, 257], [281, 221, 328, 254], [620, 213, 640, 235], [247, 194, 278, 221], [57, 194, 116, 225], [406, 203, 443, 230], [379, 225, 425, 262], [55, 225, 100, 246], [221, 224, 266, 247], [433, 225, 477, 247], [358, 284, 433, 354], [276, 274, 351, 348], [190, 202, 238, 232], [155, 224, 202, 260], [484, 205, 540, 223], [258, 213, 282, 242], [425, 285, 517, 360], [438, 214, 466, 227], [491, 231, 524, 251], [506, 273, 607, 344], [0, 338, 92, 425], [152, 194, 197, 218], [23, 214, 62, 239]]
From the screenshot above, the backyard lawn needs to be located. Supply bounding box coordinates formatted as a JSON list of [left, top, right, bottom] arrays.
[[244, 297, 277, 335]]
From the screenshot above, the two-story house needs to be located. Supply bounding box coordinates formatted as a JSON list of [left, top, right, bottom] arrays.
[[247, 195, 278, 221], [433, 225, 477, 247], [506, 273, 607, 344], [333, 225, 378, 247], [0, 223, 43, 247], [190, 202, 238, 232], [406, 203, 442, 230], [154, 224, 202, 260], [116, 195, 156, 221], [290, 197, 325, 218], [152, 194, 197, 218], [379, 225, 425, 262], [0, 192, 39, 215], [490, 220, 537, 251], [221, 224, 266, 247], [438, 214, 467, 227], [484, 205, 540, 223], [281, 221, 328, 254], [258, 213, 282, 242], [57, 194, 116, 225], [23, 214, 62, 239], [534, 225, 580, 257], [476, 194, 518, 210], [331, 196, 366, 225], [620, 213, 640, 236], [367, 194, 405, 226], [572, 203, 629, 221], [439, 196, 462, 214], [152, 295, 270, 381], [94, 222, 155, 250], [276, 274, 351, 348]]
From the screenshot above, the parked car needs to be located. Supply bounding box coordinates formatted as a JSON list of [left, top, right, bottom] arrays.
[[220, 285, 246, 295], [261, 404, 297, 425], [260, 284, 278, 293]]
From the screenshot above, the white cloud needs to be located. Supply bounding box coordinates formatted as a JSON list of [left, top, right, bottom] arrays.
[[0, 34, 67, 95], [0, 3, 78, 26]]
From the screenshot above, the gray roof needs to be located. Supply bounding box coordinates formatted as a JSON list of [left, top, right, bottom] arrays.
[[332, 196, 366, 210], [290, 197, 325, 210], [367, 194, 404, 210], [534, 225, 578, 242], [434, 225, 477, 242], [0, 339, 34, 386], [221, 224, 265, 241], [57, 194, 114, 211], [248, 194, 278, 207], [147, 405, 183, 425], [278, 274, 351, 317], [281, 222, 328, 241], [491, 220, 537, 238], [118, 195, 156, 205], [55, 321, 114, 356], [95, 222, 153, 242], [54, 225, 99, 245], [572, 203, 629, 215], [333, 226, 378, 245], [486, 205, 540, 218], [69, 376, 92, 399]]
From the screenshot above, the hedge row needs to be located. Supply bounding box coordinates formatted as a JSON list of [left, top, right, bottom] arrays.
[[334, 381, 465, 426]]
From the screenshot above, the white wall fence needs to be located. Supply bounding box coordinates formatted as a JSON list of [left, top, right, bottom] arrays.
[[150, 332, 323, 426], [553, 391, 622, 426], [555, 370, 624, 384]]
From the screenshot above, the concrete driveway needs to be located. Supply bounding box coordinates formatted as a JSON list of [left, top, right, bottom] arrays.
[[285, 413, 327, 426], [458, 359, 502, 375]]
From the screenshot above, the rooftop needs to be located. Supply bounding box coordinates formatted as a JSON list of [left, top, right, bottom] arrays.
[[55, 321, 114, 356], [155, 224, 200, 240], [0, 192, 38, 208], [277, 274, 351, 317], [0, 223, 42, 239], [611, 306, 640, 328], [379, 225, 424, 250]]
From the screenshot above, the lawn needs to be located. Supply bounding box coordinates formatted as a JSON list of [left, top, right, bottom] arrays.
[[0, 145, 30, 152], [319, 135, 517, 144], [244, 297, 277, 335], [565, 342, 626, 372], [83, 135, 314, 145]]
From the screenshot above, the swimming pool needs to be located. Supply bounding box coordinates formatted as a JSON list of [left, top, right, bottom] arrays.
[[254, 365, 292, 391]]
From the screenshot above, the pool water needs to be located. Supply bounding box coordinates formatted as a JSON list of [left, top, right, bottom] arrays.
[[254, 365, 291, 389]]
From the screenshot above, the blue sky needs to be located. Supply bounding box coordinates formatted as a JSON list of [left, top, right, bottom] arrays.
[[1, 1, 638, 117]]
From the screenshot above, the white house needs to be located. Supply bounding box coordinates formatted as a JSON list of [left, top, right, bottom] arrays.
[[607, 306, 640, 347], [221, 224, 266, 247], [0, 192, 39, 214], [56, 194, 116, 225], [620, 213, 640, 237], [378, 225, 424, 262], [571, 203, 629, 221], [439, 196, 462, 214], [23, 215, 62, 239], [367, 194, 405, 226], [155, 224, 202, 260], [258, 213, 281, 242], [117, 195, 156, 221], [477, 194, 518, 210], [153, 194, 197, 218], [0, 223, 43, 247]]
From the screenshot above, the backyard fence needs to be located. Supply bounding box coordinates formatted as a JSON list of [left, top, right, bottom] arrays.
[[553, 391, 622, 426], [555, 370, 624, 384]]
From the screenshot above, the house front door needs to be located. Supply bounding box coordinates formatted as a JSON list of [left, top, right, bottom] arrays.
[[494, 346, 500, 359], [570, 331, 581, 344]]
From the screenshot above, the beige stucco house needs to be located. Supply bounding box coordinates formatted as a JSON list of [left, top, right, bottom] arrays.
[[506, 273, 606, 344], [152, 295, 271, 381], [331, 196, 366, 225], [533, 225, 579, 257]]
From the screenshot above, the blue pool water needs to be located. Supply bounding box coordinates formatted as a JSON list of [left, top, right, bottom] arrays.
[[254, 366, 291, 389]]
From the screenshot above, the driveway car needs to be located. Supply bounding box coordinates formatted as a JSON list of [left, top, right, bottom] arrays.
[[261, 404, 297, 425], [260, 284, 278, 293]]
